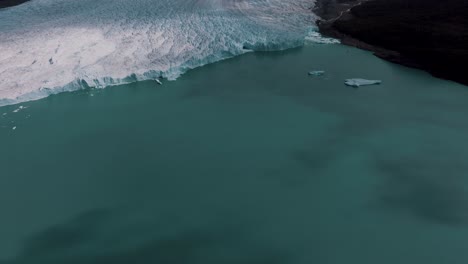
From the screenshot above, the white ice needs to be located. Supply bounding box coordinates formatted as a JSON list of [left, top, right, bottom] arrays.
[[308, 70, 325, 76], [345, 78, 382, 87], [0, 0, 328, 106], [12, 105, 26, 113]]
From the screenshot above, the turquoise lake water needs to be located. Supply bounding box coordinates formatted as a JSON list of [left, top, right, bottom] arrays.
[[1, 44, 468, 263]]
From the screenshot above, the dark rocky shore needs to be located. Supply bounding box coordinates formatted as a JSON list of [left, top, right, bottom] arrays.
[[0, 0, 29, 9], [315, 0, 468, 86]]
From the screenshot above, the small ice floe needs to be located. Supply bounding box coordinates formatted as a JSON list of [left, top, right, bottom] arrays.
[[12, 126, 16, 130], [12, 105, 27, 113], [2, 113, 6, 116], [345, 78, 382, 87], [155, 79, 162, 85], [308, 70, 325, 76]]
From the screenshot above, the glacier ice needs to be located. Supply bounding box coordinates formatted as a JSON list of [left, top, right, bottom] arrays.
[[344, 79, 382, 87], [0, 0, 329, 106], [308, 70, 325, 76], [305, 30, 340, 44]]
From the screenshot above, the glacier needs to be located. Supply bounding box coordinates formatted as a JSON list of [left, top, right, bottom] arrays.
[[0, 0, 330, 106]]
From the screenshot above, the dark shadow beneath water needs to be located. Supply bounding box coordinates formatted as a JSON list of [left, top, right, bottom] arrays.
[[7, 208, 292, 264]]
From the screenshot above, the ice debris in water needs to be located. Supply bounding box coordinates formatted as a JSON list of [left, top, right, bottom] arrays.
[[345, 79, 382, 87], [12, 126, 16, 130], [12, 106, 26, 113], [308, 70, 325, 76], [155, 79, 162, 85]]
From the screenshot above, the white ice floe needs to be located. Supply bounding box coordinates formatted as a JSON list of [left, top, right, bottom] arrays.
[[155, 79, 162, 85], [12, 105, 26, 113], [0, 0, 330, 106], [12, 126, 16, 130], [308, 70, 325, 76], [345, 79, 382, 87]]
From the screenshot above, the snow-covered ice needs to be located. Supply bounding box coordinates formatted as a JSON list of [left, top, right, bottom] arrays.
[[0, 0, 330, 106]]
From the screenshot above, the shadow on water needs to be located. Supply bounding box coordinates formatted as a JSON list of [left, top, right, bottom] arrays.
[[371, 128, 468, 226], [5, 209, 291, 264], [376, 158, 468, 226]]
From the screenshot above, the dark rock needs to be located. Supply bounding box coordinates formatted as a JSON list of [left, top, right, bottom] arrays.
[[0, 0, 29, 9], [316, 0, 468, 86]]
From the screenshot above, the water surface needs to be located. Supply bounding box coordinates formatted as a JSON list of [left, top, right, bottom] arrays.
[[1, 44, 468, 263]]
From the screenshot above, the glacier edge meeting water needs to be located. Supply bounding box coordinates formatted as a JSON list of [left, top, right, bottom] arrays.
[[0, 0, 336, 106]]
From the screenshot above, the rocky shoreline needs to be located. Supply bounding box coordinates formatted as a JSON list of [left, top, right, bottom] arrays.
[[0, 0, 29, 9], [315, 0, 468, 86]]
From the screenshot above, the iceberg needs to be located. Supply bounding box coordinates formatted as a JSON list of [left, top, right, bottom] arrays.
[[155, 79, 162, 85], [345, 79, 382, 87], [308, 70, 325, 76]]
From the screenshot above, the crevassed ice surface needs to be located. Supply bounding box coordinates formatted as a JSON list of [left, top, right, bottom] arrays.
[[0, 0, 321, 105]]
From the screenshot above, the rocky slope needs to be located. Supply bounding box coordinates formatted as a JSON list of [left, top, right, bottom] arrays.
[[316, 0, 468, 86], [0, 0, 29, 9]]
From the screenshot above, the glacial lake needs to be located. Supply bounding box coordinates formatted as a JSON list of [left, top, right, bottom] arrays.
[[1, 44, 468, 263]]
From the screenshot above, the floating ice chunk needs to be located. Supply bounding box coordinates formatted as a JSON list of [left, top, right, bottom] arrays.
[[2, 113, 6, 116], [12, 126, 16, 130], [12, 105, 26, 113], [155, 79, 162, 85], [308, 70, 325, 76], [345, 79, 382, 87]]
